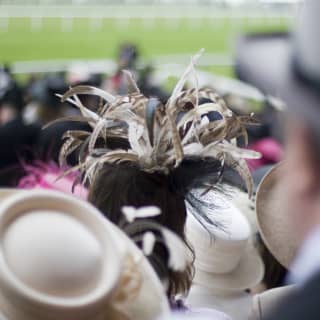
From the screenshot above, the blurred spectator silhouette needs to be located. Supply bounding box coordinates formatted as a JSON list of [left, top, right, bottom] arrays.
[[0, 67, 40, 186]]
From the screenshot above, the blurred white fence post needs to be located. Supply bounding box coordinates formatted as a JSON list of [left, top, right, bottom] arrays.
[[30, 16, 43, 31], [142, 17, 155, 29], [115, 17, 130, 29], [165, 17, 180, 29], [61, 15, 73, 32], [0, 6, 9, 32], [90, 17, 103, 31], [0, 17, 9, 32], [188, 18, 201, 30]]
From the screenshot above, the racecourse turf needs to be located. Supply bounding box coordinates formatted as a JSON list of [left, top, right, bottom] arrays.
[[0, 16, 289, 77]]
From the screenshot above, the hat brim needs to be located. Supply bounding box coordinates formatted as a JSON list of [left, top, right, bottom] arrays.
[[0, 189, 22, 201], [107, 223, 170, 320], [0, 189, 170, 320], [255, 164, 299, 269], [235, 32, 320, 130], [193, 248, 264, 291]]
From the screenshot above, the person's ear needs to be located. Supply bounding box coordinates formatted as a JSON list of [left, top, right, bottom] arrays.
[[304, 129, 320, 195], [285, 119, 320, 195]]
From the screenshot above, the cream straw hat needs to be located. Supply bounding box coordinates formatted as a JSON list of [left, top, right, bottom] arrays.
[[255, 164, 299, 269], [0, 189, 169, 320]]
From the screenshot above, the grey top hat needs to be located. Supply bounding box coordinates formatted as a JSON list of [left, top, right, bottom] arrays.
[[235, 0, 320, 135]]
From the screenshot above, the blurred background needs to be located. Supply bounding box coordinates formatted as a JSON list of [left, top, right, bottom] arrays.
[[0, 0, 296, 186], [1, 0, 298, 79]]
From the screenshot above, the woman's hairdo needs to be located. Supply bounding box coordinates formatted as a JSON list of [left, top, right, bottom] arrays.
[[45, 50, 261, 297], [46, 49, 260, 200]]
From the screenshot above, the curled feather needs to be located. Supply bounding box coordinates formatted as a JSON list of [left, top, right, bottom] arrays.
[[43, 115, 94, 130], [59, 139, 82, 167], [62, 85, 116, 103], [122, 70, 140, 94]]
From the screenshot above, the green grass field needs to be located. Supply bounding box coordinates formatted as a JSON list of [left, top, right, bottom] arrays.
[[0, 17, 289, 77]]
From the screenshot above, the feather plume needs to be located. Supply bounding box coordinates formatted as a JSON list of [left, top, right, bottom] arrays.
[[51, 51, 260, 203], [61, 85, 116, 103], [43, 115, 94, 129], [122, 70, 140, 94], [59, 138, 83, 167]]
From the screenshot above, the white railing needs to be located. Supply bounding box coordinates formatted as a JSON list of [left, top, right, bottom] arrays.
[[0, 4, 297, 19], [9, 53, 233, 75]]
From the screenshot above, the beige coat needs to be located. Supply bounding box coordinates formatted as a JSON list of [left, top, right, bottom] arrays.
[[249, 286, 296, 320]]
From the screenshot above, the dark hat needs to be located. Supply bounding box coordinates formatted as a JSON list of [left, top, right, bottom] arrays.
[[30, 74, 67, 109], [235, 0, 320, 134], [118, 43, 139, 69], [0, 68, 24, 112]]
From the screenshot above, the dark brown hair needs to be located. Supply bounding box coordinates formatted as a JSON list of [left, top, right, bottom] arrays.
[[257, 234, 288, 289], [88, 163, 194, 298]]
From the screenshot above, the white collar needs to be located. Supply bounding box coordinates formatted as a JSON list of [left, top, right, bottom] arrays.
[[289, 227, 320, 284]]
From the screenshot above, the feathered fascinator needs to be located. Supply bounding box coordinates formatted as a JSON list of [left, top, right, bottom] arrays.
[[17, 160, 88, 199], [46, 49, 260, 212]]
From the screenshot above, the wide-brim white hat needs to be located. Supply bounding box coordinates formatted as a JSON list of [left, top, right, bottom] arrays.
[[186, 194, 264, 292], [0, 189, 169, 320], [192, 249, 264, 292]]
